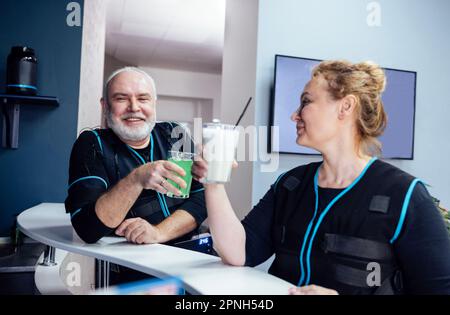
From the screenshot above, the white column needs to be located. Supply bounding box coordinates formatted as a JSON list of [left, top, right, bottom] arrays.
[[220, 0, 259, 218], [77, 0, 107, 133]]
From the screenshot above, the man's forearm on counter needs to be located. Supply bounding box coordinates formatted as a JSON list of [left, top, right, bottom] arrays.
[[155, 209, 198, 243], [95, 169, 143, 228]]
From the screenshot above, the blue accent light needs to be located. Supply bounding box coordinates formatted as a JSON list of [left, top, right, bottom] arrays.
[[89, 130, 103, 154], [297, 167, 320, 286], [68, 176, 108, 190], [150, 133, 154, 161], [161, 195, 170, 217], [303, 157, 377, 285], [7, 84, 37, 90], [273, 171, 288, 192], [298, 157, 377, 286], [71, 208, 82, 218], [127, 146, 145, 164], [127, 133, 171, 218], [191, 188, 205, 194], [390, 178, 423, 244], [156, 193, 169, 218]]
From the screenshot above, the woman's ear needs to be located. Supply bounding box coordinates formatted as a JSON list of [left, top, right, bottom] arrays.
[[338, 95, 357, 120]]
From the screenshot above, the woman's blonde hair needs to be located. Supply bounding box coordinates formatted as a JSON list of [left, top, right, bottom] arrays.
[[312, 60, 387, 156]]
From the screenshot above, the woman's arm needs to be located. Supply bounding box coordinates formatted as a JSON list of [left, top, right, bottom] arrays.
[[203, 184, 247, 266], [192, 155, 246, 265], [192, 154, 278, 267]]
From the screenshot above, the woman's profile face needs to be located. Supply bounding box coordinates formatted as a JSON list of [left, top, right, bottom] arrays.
[[291, 75, 341, 151]]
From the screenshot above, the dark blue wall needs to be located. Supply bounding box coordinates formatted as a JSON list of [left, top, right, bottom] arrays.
[[0, 0, 84, 236]]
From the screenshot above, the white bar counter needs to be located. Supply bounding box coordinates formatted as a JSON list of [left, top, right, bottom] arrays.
[[17, 203, 292, 295]]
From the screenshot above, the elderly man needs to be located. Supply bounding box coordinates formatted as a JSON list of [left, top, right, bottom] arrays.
[[65, 67, 206, 246]]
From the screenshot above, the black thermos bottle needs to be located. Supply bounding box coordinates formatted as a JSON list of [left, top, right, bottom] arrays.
[[6, 46, 38, 95]]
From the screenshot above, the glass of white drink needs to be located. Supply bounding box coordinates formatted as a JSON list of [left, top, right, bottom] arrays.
[[202, 120, 239, 183]]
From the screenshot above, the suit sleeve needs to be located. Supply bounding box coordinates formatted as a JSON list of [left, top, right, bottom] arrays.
[[64, 131, 114, 243], [241, 185, 277, 267], [394, 183, 450, 294]]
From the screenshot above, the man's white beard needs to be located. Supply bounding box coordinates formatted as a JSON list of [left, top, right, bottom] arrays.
[[105, 107, 156, 142]]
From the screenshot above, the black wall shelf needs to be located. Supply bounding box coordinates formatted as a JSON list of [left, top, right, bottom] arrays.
[[0, 94, 59, 149]]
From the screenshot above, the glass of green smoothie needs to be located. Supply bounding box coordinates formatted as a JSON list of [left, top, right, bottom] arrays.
[[166, 151, 195, 199]]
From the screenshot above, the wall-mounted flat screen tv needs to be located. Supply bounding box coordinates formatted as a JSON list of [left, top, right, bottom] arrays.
[[270, 55, 416, 159]]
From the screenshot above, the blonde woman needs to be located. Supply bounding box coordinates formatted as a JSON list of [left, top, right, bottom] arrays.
[[193, 60, 450, 295]]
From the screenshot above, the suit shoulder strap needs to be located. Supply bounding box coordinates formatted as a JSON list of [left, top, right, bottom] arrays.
[[274, 162, 320, 194]]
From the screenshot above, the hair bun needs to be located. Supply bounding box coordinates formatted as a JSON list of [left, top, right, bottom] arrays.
[[354, 61, 386, 93]]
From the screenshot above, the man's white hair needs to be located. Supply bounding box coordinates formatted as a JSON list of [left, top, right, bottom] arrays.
[[103, 66, 157, 103]]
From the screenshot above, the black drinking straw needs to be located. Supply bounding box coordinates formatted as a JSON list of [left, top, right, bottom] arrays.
[[234, 97, 253, 129]]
